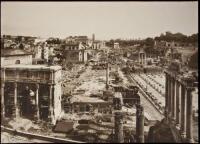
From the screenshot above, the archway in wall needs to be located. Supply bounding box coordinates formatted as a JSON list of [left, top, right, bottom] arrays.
[[17, 83, 36, 119]]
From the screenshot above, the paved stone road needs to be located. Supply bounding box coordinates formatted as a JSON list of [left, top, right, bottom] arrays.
[[128, 74, 164, 121]]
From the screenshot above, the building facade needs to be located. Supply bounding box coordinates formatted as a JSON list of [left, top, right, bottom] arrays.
[[114, 42, 120, 49], [63, 42, 90, 63], [1, 48, 33, 66]]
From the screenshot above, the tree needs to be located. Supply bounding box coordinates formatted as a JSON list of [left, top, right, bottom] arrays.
[[145, 37, 154, 47], [155, 31, 197, 44], [187, 34, 198, 44], [188, 51, 198, 69]]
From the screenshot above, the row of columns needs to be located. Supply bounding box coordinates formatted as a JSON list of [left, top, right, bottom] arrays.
[[1, 83, 5, 117], [1, 82, 54, 123], [138, 53, 146, 65], [165, 72, 195, 143]]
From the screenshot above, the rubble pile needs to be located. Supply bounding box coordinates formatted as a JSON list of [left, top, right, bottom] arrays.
[[8, 117, 40, 131]]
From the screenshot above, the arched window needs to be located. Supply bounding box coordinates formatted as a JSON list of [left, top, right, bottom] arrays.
[[15, 60, 20, 64]]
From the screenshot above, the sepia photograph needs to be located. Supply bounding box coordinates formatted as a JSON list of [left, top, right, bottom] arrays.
[[1, 1, 198, 143]]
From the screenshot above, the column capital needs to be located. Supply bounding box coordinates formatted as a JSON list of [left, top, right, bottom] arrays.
[[176, 80, 181, 86], [180, 82, 186, 88], [180, 82, 186, 138], [14, 82, 17, 88], [36, 83, 39, 89]]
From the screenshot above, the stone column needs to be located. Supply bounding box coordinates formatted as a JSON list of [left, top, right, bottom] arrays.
[[143, 54, 145, 65], [138, 53, 140, 64], [48, 85, 54, 123], [180, 84, 186, 137], [14, 82, 19, 117], [176, 80, 180, 127], [35, 84, 40, 120], [168, 76, 172, 118], [1, 82, 5, 117], [106, 62, 109, 89], [186, 88, 194, 143], [165, 73, 169, 118], [136, 105, 144, 143], [142, 54, 144, 65], [71, 104, 74, 113], [115, 112, 124, 143], [51, 71, 54, 84], [171, 77, 176, 121]]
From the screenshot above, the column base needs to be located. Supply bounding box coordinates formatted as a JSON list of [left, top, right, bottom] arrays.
[[180, 131, 186, 138], [48, 114, 55, 124], [48, 116, 52, 122], [163, 117, 169, 124], [1, 107, 5, 118], [35, 107, 40, 121], [175, 123, 180, 130], [186, 138, 194, 143], [169, 116, 176, 124], [34, 114, 40, 122], [138, 136, 144, 143], [12, 107, 20, 118]]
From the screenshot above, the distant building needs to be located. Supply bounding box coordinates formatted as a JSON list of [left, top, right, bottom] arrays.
[[34, 37, 48, 44], [75, 36, 88, 44], [63, 42, 90, 63], [1, 48, 33, 66], [65, 36, 88, 44], [69, 95, 112, 114], [33, 42, 56, 64], [127, 48, 146, 65], [154, 41, 167, 48], [2, 39, 14, 48], [49, 46, 54, 56], [34, 45, 43, 59], [101, 41, 106, 47], [93, 41, 101, 50], [114, 42, 120, 49]]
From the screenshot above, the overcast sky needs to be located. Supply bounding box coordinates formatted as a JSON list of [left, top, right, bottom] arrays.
[[1, 2, 198, 40]]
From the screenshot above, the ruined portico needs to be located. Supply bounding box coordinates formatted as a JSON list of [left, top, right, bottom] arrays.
[[164, 62, 197, 143], [138, 48, 146, 65]]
